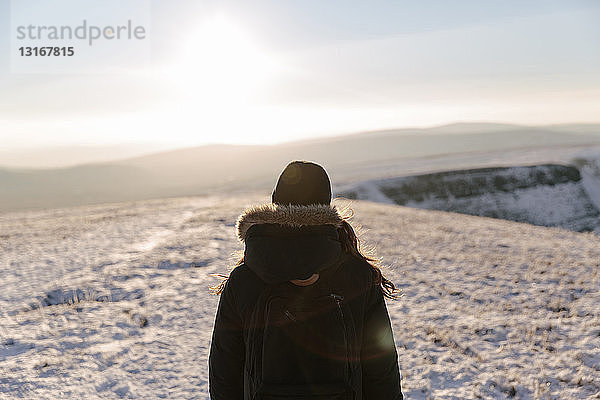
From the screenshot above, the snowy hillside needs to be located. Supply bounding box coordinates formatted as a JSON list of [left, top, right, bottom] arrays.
[[1, 195, 599, 399], [339, 153, 600, 234]]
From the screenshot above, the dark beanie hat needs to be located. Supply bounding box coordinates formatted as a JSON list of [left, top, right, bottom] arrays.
[[272, 161, 331, 206]]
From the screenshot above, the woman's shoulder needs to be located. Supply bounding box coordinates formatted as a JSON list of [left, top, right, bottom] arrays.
[[339, 254, 376, 282], [321, 253, 376, 299], [227, 263, 263, 288], [224, 263, 266, 312]]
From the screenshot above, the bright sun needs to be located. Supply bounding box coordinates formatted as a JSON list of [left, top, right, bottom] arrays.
[[170, 16, 279, 125], [153, 15, 284, 144]]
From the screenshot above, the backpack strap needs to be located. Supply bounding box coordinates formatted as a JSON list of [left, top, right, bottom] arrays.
[[245, 281, 293, 397], [244, 283, 274, 395]]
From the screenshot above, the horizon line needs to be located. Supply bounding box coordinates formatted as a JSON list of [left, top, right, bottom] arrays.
[[2, 120, 600, 170]]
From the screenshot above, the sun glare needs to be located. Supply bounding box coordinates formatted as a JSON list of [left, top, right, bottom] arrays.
[[172, 16, 278, 111], [153, 15, 284, 144]]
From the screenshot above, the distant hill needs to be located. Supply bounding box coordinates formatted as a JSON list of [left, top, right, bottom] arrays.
[[2, 123, 600, 211], [339, 163, 600, 233], [0, 144, 168, 169]]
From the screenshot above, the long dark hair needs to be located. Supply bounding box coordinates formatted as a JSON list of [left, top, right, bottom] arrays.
[[336, 219, 397, 299], [211, 214, 397, 299]]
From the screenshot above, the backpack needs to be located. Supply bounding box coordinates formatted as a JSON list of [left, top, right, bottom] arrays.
[[244, 280, 362, 400]]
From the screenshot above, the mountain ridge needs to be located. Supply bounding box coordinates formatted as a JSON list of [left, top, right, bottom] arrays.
[[2, 123, 600, 211]]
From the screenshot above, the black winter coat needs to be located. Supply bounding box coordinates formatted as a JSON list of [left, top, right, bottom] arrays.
[[209, 204, 403, 399]]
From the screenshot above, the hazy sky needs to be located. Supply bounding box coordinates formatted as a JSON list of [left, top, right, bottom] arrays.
[[1, 0, 599, 154]]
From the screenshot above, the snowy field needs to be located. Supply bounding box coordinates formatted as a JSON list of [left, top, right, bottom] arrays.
[[1, 194, 599, 399]]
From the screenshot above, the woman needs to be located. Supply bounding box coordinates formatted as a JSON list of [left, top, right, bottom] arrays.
[[209, 161, 403, 400]]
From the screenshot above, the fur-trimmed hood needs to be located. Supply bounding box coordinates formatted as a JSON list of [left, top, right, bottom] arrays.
[[236, 204, 345, 241], [235, 204, 346, 284]]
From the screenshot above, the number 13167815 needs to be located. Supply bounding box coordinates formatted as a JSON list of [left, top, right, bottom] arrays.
[[19, 47, 74, 56]]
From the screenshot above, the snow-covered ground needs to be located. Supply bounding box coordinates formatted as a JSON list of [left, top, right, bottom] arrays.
[[1, 194, 599, 399]]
